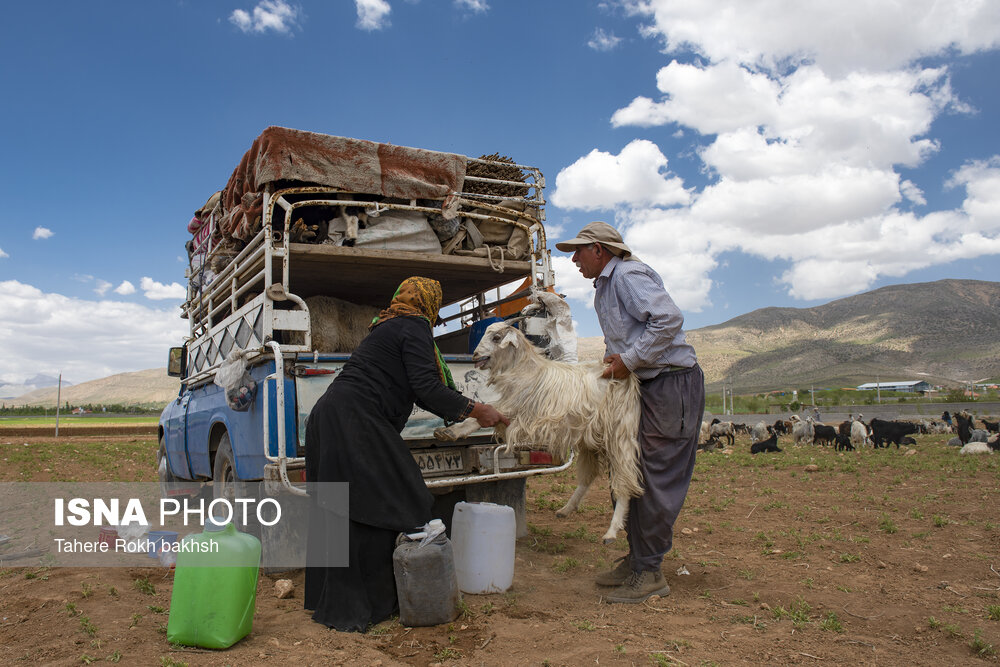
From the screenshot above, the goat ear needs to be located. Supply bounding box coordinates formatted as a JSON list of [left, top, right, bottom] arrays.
[[498, 328, 520, 349]]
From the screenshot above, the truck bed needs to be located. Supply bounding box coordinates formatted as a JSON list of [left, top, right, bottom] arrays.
[[263, 243, 533, 305]]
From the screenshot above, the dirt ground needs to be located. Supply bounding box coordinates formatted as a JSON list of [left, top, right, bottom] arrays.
[[1, 429, 999, 666]]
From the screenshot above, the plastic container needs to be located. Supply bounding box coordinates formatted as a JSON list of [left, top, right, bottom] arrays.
[[451, 502, 515, 594], [469, 316, 503, 353], [167, 519, 261, 649], [393, 519, 461, 627], [97, 526, 118, 549], [147, 530, 178, 559]]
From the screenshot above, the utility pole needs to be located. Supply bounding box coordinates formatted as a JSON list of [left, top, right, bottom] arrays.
[[55, 373, 62, 438], [876, 375, 881, 405]]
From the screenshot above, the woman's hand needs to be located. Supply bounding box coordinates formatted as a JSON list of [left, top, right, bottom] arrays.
[[469, 402, 510, 428]]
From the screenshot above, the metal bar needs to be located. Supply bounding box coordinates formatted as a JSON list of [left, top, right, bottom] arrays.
[[424, 450, 574, 488], [261, 341, 307, 497], [439, 288, 533, 324]]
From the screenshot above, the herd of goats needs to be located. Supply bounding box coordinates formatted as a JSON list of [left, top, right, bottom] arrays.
[[699, 411, 1000, 455]]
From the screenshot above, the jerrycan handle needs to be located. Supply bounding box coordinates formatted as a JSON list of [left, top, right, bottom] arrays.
[[402, 519, 447, 548]]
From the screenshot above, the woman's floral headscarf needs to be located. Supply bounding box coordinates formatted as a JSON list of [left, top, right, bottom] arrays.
[[370, 276, 455, 389]]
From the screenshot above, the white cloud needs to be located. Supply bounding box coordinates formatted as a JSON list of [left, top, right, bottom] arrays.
[[33, 226, 53, 240], [612, 60, 781, 132], [114, 280, 136, 296], [94, 280, 112, 297], [455, 0, 489, 12], [690, 166, 902, 233], [900, 180, 926, 206], [0, 247, 8, 258], [230, 0, 300, 34], [588, 28, 622, 52], [628, 0, 1000, 75], [551, 140, 690, 211], [140, 277, 186, 300], [552, 256, 595, 308], [554, 2, 1000, 307], [356, 0, 391, 30], [615, 64, 946, 172], [949, 158, 1000, 229], [0, 281, 187, 383]]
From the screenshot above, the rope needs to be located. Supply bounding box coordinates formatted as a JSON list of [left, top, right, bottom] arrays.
[[486, 245, 506, 273]]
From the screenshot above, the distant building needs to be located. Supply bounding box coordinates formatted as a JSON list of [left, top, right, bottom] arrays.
[[856, 381, 932, 393]]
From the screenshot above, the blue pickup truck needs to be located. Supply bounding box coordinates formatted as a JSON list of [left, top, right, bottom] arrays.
[[157, 128, 568, 546]]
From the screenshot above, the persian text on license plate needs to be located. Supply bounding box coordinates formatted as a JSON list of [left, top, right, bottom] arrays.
[[413, 448, 464, 476]]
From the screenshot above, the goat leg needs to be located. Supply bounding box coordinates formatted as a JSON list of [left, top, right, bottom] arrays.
[[433, 417, 482, 442], [555, 484, 588, 519], [602, 498, 629, 544], [556, 447, 599, 520]]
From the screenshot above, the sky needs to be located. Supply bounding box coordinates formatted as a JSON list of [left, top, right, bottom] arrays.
[[1, 0, 998, 389]]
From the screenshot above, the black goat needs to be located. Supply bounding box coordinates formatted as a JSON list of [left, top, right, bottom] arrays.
[[834, 433, 854, 451], [869, 418, 919, 449], [750, 433, 782, 454], [955, 412, 974, 445], [813, 424, 837, 446]]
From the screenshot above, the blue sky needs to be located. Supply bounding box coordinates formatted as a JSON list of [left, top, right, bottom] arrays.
[[1, 1, 998, 388]]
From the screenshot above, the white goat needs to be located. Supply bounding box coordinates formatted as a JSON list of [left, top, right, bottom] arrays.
[[435, 322, 642, 543], [699, 421, 711, 444], [304, 296, 380, 352], [708, 420, 735, 448], [850, 420, 870, 449], [959, 442, 991, 455], [750, 421, 770, 443], [790, 415, 815, 445]]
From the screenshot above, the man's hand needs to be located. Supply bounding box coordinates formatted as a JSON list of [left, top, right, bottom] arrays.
[[469, 402, 511, 428], [602, 353, 631, 379]]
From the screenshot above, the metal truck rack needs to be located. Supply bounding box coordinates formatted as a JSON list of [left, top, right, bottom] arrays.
[[175, 149, 562, 495]]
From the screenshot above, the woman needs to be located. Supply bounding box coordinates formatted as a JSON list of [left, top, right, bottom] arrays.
[[304, 277, 508, 632]]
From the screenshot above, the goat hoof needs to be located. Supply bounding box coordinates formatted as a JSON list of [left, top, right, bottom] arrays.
[[602, 536, 616, 545], [433, 427, 457, 442], [555, 509, 570, 518]]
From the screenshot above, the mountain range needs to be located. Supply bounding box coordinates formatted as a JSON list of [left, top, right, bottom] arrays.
[[6, 369, 177, 408], [6, 279, 998, 406], [0, 374, 72, 400], [579, 278, 1000, 393]]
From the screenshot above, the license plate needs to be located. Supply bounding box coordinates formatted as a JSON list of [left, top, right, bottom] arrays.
[[413, 448, 464, 476]]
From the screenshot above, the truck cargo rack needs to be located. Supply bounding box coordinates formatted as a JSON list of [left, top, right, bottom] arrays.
[[179, 153, 553, 387]]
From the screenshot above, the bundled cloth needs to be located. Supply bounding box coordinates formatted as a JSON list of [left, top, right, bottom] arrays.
[[218, 127, 467, 242], [213, 349, 257, 411]]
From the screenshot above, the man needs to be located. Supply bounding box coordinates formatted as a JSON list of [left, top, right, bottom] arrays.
[[556, 221, 704, 604]]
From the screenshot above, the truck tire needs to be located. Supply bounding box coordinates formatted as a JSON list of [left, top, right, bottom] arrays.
[[213, 432, 250, 501], [212, 432, 262, 539], [157, 436, 179, 487]]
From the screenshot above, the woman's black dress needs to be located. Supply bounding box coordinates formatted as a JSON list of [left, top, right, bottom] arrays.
[[304, 315, 471, 631]]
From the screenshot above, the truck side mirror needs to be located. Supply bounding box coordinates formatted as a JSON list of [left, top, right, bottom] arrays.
[[167, 347, 187, 377]]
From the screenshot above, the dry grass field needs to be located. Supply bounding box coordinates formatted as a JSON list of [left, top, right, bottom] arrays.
[[1, 429, 999, 665]]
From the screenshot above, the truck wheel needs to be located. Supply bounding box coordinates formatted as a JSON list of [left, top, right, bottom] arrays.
[[212, 432, 262, 538], [157, 436, 179, 487], [213, 432, 249, 502]]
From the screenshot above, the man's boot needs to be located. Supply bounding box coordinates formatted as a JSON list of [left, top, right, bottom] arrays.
[[603, 570, 670, 604]]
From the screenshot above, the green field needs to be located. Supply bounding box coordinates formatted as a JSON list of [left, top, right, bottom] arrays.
[[0, 415, 159, 426]]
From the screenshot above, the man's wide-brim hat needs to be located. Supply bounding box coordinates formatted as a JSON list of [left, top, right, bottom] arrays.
[[555, 221, 633, 257]]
